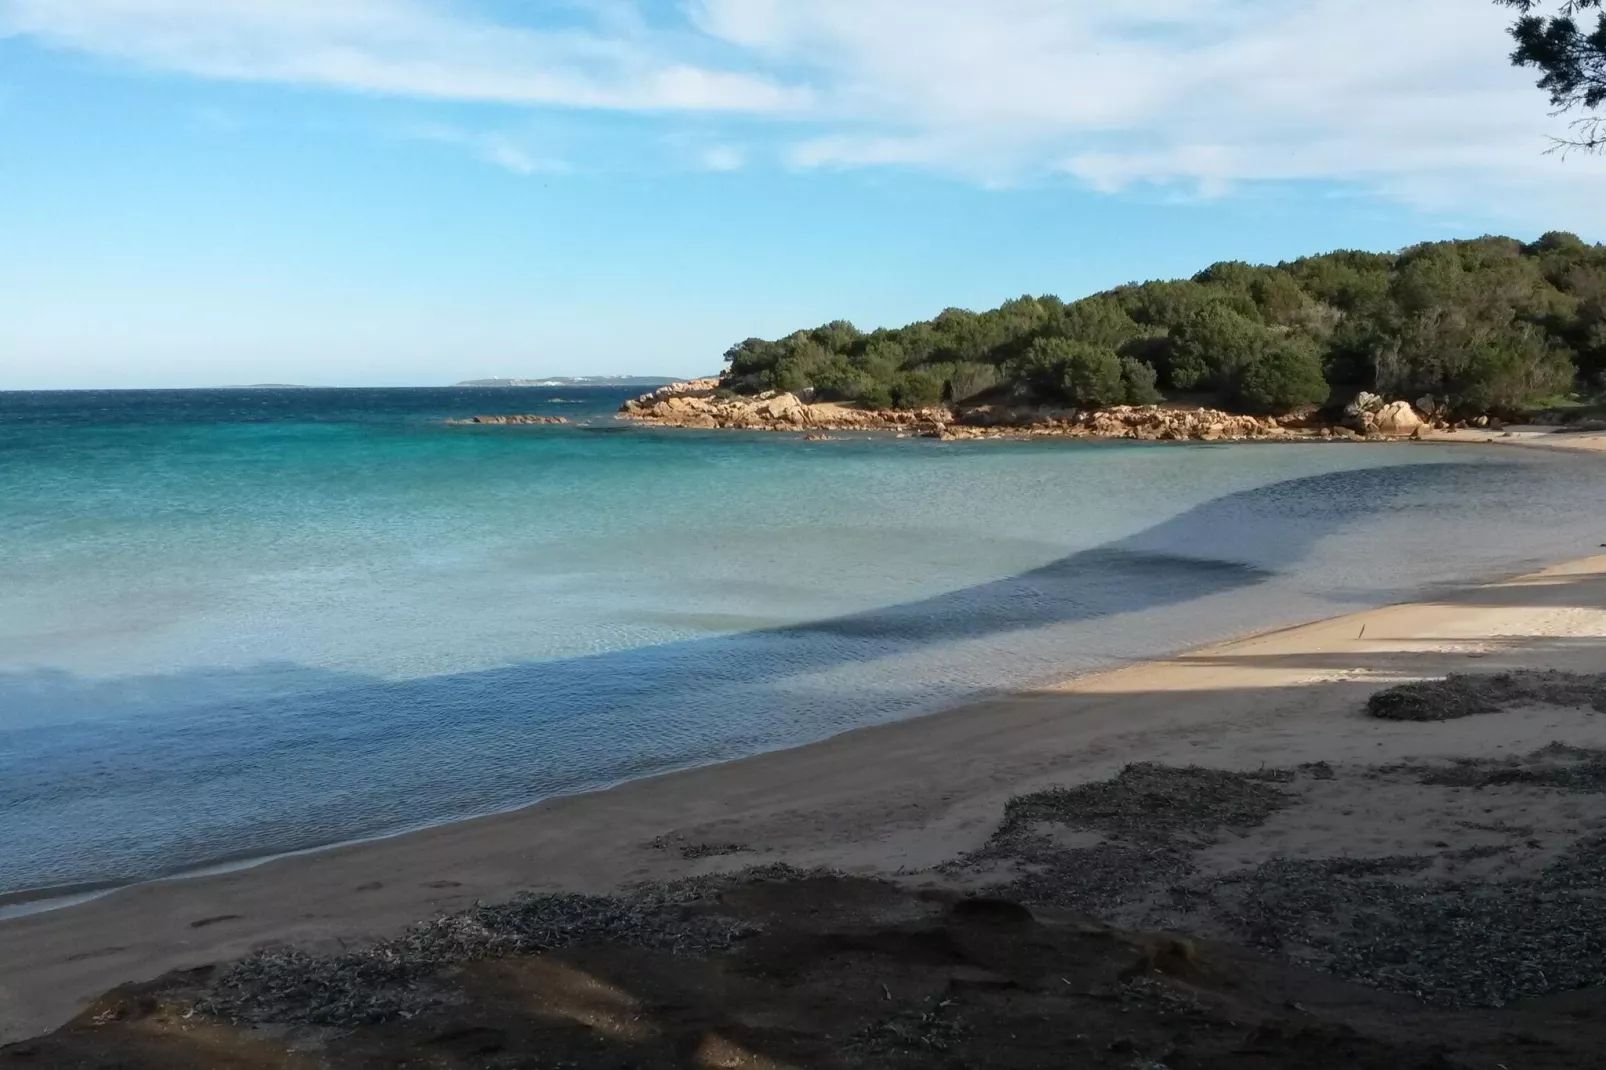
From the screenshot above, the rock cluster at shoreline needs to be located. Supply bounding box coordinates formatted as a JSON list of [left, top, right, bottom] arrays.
[[444, 414, 570, 425], [617, 378, 951, 435], [949, 404, 1304, 442], [616, 379, 1435, 443], [1344, 391, 1429, 436]]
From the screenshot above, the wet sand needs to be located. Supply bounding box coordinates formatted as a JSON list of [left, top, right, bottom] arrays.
[[3, 554, 1605, 1043]]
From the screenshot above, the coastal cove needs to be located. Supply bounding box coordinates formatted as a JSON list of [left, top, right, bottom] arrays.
[[4, 388, 1606, 905], [14, 2, 1606, 1056]]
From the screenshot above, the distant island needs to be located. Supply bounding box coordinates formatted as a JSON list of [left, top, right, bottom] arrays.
[[456, 376, 685, 388]]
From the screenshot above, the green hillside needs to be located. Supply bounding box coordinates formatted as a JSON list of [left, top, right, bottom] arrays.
[[722, 233, 1606, 417]]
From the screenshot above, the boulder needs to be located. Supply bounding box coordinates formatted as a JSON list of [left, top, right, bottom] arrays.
[[1346, 392, 1385, 417], [1373, 401, 1425, 436], [757, 393, 808, 423], [450, 414, 569, 425]]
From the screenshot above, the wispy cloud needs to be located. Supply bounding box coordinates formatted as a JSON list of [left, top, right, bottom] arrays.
[[697, 144, 745, 172], [692, 0, 1606, 219], [482, 140, 551, 177], [5, 0, 1606, 222], [406, 123, 567, 175], [0, 0, 806, 111]]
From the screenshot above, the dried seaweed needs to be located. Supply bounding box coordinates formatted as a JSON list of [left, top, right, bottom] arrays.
[[198, 890, 753, 1026]]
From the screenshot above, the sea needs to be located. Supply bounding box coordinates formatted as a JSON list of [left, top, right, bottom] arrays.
[[3, 386, 1605, 904]]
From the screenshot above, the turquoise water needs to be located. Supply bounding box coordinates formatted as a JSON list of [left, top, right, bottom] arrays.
[[3, 387, 1605, 899]]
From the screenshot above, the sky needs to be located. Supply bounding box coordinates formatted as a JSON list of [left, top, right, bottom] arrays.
[[3, 1, 1606, 389]]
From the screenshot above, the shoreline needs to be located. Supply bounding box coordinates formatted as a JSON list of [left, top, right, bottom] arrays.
[[610, 380, 1606, 451], [0, 607, 1371, 918], [5, 553, 1606, 1044], [0, 501, 1588, 920], [1428, 425, 1606, 453]]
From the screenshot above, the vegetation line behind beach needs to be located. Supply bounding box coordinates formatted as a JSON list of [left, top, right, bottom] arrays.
[[722, 233, 1606, 420]]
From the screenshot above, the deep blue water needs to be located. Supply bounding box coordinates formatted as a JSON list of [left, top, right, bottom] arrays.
[[3, 387, 1605, 900]]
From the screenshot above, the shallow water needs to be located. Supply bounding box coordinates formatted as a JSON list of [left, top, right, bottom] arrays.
[[2, 387, 1604, 897]]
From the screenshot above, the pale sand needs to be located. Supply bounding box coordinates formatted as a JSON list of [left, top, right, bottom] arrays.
[[4, 556, 1606, 1043], [1430, 425, 1606, 452]]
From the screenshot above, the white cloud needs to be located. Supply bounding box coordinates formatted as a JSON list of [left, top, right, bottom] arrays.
[[405, 123, 567, 175], [0, 0, 806, 111], [698, 144, 746, 171], [696, 0, 1606, 222], [482, 139, 548, 176], [5, 0, 1605, 223]]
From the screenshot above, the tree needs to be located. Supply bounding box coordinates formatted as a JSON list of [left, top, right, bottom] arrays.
[[1375, 312, 1576, 412], [1456, 330, 1577, 412], [718, 230, 1599, 417], [763, 336, 834, 393], [1048, 296, 1145, 349], [944, 362, 1002, 404], [1011, 338, 1127, 408], [809, 320, 863, 354], [810, 355, 874, 403], [1165, 304, 1273, 391], [724, 337, 780, 381], [1192, 260, 1262, 292], [1235, 341, 1331, 414], [1114, 279, 1218, 328], [1498, 0, 1606, 149], [1120, 358, 1163, 405], [1286, 250, 1394, 311], [888, 369, 948, 408]]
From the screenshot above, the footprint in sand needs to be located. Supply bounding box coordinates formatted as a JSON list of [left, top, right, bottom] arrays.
[[64, 946, 128, 963], [188, 914, 242, 929]]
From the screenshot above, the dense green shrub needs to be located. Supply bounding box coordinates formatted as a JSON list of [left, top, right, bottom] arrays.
[[888, 369, 947, 409], [720, 234, 1606, 416], [1235, 341, 1332, 414], [1120, 357, 1162, 405], [1165, 304, 1272, 391], [943, 362, 1002, 403], [1011, 338, 1125, 408]]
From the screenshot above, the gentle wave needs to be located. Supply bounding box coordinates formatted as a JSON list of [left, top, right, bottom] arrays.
[[2, 388, 1605, 895]]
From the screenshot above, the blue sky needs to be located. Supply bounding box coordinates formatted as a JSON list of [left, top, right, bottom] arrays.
[[3, 0, 1604, 389]]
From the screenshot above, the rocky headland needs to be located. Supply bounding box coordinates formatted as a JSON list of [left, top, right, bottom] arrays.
[[617, 379, 1437, 443]]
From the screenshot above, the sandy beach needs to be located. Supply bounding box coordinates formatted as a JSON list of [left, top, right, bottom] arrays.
[[4, 549, 1606, 1048], [1430, 425, 1606, 452]]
